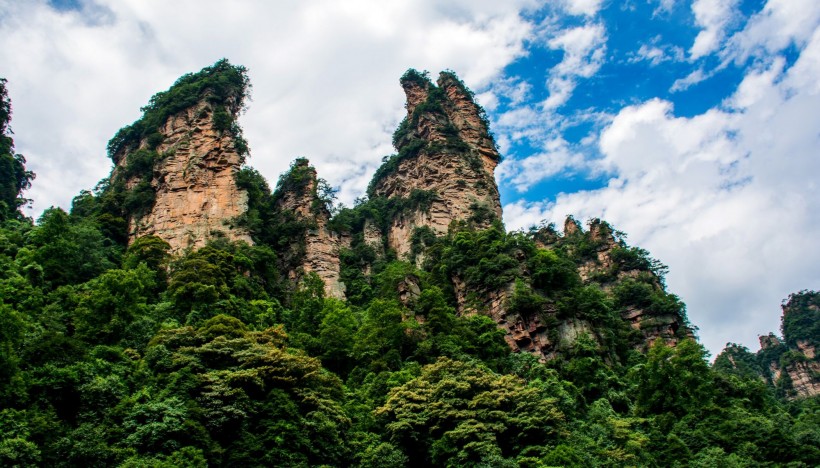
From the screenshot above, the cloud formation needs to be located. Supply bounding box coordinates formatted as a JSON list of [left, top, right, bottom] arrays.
[[690, 0, 739, 59], [543, 22, 607, 109]]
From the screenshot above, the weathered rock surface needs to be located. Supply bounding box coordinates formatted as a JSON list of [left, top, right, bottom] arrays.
[[574, 219, 692, 350], [371, 72, 502, 258], [455, 217, 692, 361], [117, 100, 251, 253], [757, 293, 820, 399], [273, 160, 345, 299]]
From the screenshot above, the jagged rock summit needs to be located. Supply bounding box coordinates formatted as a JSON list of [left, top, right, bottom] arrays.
[[369, 70, 503, 258], [271, 158, 346, 299], [759, 292, 819, 399]]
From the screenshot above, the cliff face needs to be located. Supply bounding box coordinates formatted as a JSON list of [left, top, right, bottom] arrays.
[[757, 292, 820, 399], [105, 64, 696, 366], [453, 218, 692, 362], [272, 160, 345, 299], [581, 219, 693, 349], [370, 71, 502, 258], [115, 100, 251, 253], [107, 61, 253, 254]]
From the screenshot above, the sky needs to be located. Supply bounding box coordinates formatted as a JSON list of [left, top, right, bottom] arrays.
[[1, 0, 818, 357]]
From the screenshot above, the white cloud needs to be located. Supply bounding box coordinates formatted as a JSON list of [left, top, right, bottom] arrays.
[[690, 0, 739, 59], [670, 67, 710, 92], [0, 0, 538, 212], [559, 0, 603, 17], [491, 20, 611, 189], [497, 138, 587, 191], [543, 23, 607, 109], [505, 30, 820, 356], [725, 0, 820, 62], [651, 0, 677, 16], [630, 43, 685, 66]]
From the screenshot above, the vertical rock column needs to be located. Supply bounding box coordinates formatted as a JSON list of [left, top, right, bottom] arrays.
[[371, 71, 502, 259], [272, 160, 346, 299], [116, 100, 252, 253]]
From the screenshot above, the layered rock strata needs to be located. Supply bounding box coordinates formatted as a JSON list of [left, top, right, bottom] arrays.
[[454, 217, 693, 361], [115, 99, 251, 253], [371, 71, 502, 258]]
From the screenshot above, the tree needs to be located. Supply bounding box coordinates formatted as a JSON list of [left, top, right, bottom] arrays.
[[377, 357, 565, 466], [635, 339, 713, 417], [0, 79, 35, 221]]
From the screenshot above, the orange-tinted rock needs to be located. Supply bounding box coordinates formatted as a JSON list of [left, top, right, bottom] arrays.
[[273, 160, 345, 299], [117, 100, 251, 253], [371, 71, 502, 259], [757, 293, 820, 399]]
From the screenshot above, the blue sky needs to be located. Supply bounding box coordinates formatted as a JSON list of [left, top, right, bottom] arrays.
[[1, 0, 818, 357], [495, 0, 776, 204]]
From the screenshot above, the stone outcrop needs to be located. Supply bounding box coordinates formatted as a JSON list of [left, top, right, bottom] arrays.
[[757, 292, 820, 399], [116, 99, 251, 253], [370, 71, 502, 258], [273, 160, 345, 299], [578, 218, 692, 350], [454, 216, 693, 362]]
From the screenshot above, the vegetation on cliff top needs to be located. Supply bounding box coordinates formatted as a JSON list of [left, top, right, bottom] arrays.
[[0, 79, 35, 221], [368, 68, 498, 197], [107, 59, 250, 161]]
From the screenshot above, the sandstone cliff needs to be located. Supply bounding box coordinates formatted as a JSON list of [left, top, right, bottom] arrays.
[[109, 60, 252, 253], [369, 70, 502, 258], [104, 64, 697, 365], [272, 159, 345, 299], [115, 101, 251, 253], [757, 291, 820, 399], [451, 217, 693, 362]]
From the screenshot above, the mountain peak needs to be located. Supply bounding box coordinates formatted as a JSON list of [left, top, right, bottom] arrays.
[[368, 69, 502, 258], [105, 60, 252, 253]]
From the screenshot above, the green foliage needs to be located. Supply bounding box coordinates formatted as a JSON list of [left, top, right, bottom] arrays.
[[24, 208, 119, 287], [0, 79, 35, 221], [609, 245, 669, 280], [376, 357, 565, 466], [613, 277, 686, 321], [107, 59, 250, 160], [399, 68, 432, 88], [144, 315, 350, 464], [635, 339, 714, 417], [441, 221, 523, 291], [1, 203, 816, 466], [781, 290, 819, 349], [166, 240, 280, 325], [527, 247, 580, 293], [1, 67, 816, 467], [713, 343, 768, 381], [73, 265, 157, 345]]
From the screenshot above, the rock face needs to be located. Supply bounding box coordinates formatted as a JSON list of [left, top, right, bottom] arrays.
[[757, 292, 820, 399], [116, 99, 251, 253], [370, 71, 502, 258], [449, 217, 693, 362], [273, 160, 345, 299]]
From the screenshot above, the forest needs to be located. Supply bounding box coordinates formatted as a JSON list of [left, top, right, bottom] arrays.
[[0, 66, 818, 467]]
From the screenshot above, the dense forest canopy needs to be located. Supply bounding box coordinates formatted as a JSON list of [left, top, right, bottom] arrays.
[[0, 64, 818, 467]]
